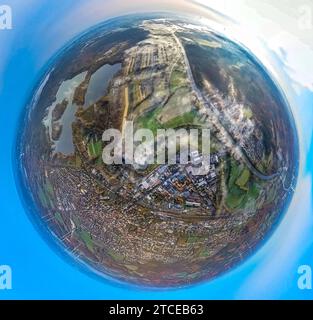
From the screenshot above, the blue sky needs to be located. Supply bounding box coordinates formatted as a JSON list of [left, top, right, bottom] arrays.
[[0, 0, 312, 299]]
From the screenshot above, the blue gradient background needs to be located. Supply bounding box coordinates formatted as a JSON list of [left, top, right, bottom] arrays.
[[0, 0, 312, 299]]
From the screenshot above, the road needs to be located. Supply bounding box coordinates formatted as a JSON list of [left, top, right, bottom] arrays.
[[172, 31, 281, 182]]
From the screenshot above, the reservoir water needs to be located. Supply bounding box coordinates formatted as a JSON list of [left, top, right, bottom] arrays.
[[84, 63, 121, 108], [43, 63, 121, 155]]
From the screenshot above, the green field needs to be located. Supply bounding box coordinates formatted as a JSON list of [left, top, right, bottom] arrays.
[[163, 110, 197, 129], [170, 69, 186, 93], [38, 178, 55, 209], [78, 229, 95, 253], [136, 107, 162, 135], [236, 168, 250, 190], [55, 211, 66, 228], [225, 160, 260, 210], [88, 140, 103, 159]]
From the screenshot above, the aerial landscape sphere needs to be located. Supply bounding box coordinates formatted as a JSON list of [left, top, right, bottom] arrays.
[[18, 14, 298, 287]]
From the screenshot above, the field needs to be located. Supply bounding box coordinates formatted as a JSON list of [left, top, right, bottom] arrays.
[[225, 160, 261, 210], [88, 140, 103, 159]]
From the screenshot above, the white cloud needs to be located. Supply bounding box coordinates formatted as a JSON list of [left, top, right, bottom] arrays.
[[192, 0, 313, 90], [268, 32, 313, 91]]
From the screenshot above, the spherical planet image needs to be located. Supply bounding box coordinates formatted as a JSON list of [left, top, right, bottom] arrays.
[[17, 13, 299, 287]]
